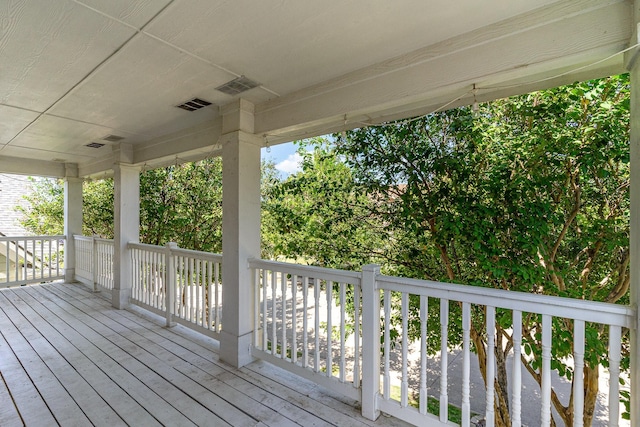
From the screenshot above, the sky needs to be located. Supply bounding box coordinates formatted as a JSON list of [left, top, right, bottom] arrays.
[[261, 141, 303, 176]]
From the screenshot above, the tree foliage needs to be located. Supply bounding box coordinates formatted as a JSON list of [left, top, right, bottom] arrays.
[[336, 74, 630, 426], [139, 159, 223, 252], [17, 74, 631, 425], [18, 178, 113, 237], [20, 158, 278, 254], [262, 138, 383, 268]]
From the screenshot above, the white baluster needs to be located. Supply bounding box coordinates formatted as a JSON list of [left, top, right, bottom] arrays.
[[214, 261, 220, 332], [314, 276, 321, 372], [281, 271, 287, 359], [573, 320, 585, 427], [154, 251, 158, 306], [189, 257, 195, 321], [208, 261, 214, 331], [541, 314, 552, 426], [260, 268, 267, 346], [511, 310, 522, 427], [272, 270, 277, 355], [384, 289, 391, 400], [340, 282, 346, 381], [401, 292, 409, 407], [486, 306, 495, 427], [197, 259, 203, 326], [327, 280, 333, 376], [353, 283, 361, 388], [292, 274, 298, 364], [253, 266, 260, 346], [440, 299, 449, 423], [302, 276, 309, 368], [419, 295, 428, 415], [462, 302, 471, 427], [608, 325, 622, 427]]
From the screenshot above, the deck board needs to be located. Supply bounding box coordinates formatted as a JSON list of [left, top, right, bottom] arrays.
[[0, 282, 410, 427], [0, 292, 91, 426], [51, 284, 328, 427], [24, 285, 226, 427], [2, 288, 159, 427]]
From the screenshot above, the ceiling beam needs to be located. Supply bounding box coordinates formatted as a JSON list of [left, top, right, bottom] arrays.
[[0, 156, 66, 178], [133, 117, 223, 166], [254, 0, 630, 141]]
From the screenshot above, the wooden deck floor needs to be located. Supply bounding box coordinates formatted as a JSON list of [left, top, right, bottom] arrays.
[[0, 282, 409, 427]]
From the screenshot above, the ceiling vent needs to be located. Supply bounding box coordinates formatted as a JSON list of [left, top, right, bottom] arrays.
[[176, 97, 212, 112], [215, 76, 259, 96], [85, 142, 105, 149], [102, 134, 124, 142]]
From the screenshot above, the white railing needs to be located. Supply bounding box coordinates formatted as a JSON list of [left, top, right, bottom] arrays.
[[129, 242, 223, 338], [372, 271, 634, 427], [0, 235, 65, 288], [251, 261, 635, 427], [130, 242, 166, 312], [249, 259, 363, 401], [73, 235, 114, 291], [74, 239, 635, 426]]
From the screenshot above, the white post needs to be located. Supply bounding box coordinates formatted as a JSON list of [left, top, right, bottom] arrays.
[[626, 11, 640, 425], [219, 100, 262, 368], [165, 242, 177, 327], [361, 264, 381, 421], [63, 163, 82, 283], [112, 143, 140, 309]]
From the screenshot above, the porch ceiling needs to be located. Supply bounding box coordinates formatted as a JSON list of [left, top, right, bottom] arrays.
[[0, 0, 633, 177]]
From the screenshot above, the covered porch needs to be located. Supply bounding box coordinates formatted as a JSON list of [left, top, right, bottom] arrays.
[[0, 281, 402, 427], [1, 1, 640, 425], [1, 236, 633, 425]]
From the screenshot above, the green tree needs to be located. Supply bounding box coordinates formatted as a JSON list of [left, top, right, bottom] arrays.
[[262, 138, 383, 269], [20, 158, 280, 255], [337, 75, 630, 426], [18, 178, 113, 237], [140, 159, 223, 252]]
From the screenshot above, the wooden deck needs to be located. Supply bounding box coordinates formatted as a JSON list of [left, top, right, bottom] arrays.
[[0, 282, 409, 427]]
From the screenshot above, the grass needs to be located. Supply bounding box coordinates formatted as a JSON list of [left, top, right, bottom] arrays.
[[264, 342, 470, 424], [389, 384, 468, 425]]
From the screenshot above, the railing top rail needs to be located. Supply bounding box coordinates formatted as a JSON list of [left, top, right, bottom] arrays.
[[127, 241, 223, 261], [171, 246, 222, 262], [127, 242, 166, 254], [73, 235, 93, 241], [1, 235, 65, 240], [249, 258, 362, 284], [94, 237, 114, 244], [377, 274, 636, 328]]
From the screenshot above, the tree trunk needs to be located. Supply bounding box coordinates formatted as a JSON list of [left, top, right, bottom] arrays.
[[582, 365, 600, 426], [471, 325, 512, 427]]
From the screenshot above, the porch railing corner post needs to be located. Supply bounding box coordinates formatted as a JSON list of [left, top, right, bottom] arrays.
[[361, 263, 381, 421], [165, 242, 178, 328]]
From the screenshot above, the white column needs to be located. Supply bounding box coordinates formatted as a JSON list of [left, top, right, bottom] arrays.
[[219, 100, 262, 367], [112, 143, 140, 309], [63, 163, 82, 282], [629, 60, 640, 427], [361, 264, 381, 420], [627, 9, 640, 425]]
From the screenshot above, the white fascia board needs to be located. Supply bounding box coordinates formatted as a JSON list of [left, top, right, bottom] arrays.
[[254, 0, 630, 140], [0, 156, 66, 178]]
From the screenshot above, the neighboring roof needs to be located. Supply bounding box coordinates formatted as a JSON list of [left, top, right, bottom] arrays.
[[0, 174, 32, 236]]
